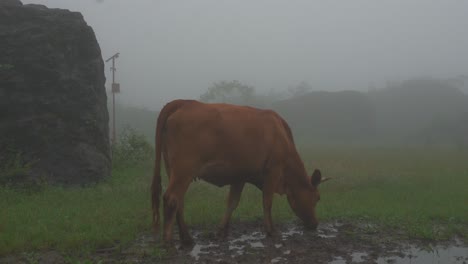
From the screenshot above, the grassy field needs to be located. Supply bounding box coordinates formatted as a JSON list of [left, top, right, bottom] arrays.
[[1, 146, 467, 256]]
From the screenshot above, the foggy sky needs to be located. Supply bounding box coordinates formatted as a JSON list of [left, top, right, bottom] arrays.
[[22, 0, 468, 110]]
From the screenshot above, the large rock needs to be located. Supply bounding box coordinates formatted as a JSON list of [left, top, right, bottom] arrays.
[[0, 0, 111, 185]]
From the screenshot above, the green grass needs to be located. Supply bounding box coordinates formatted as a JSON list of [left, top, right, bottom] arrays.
[[0, 166, 153, 255], [1, 146, 467, 256], [307, 146, 468, 239]]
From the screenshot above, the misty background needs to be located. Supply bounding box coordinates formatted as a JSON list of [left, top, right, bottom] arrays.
[[22, 0, 468, 146]]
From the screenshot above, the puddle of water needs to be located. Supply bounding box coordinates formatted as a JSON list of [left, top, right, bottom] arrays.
[[329, 256, 346, 264], [227, 231, 266, 255], [281, 226, 303, 240], [250, 241, 265, 248], [229, 232, 265, 244], [189, 242, 218, 261], [317, 223, 339, 238], [230, 251, 243, 258], [329, 244, 468, 264], [317, 232, 337, 239], [376, 244, 468, 264], [226, 232, 263, 255], [271, 257, 287, 263], [351, 252, 368, 263], [228, 244, 244, 251], [321, 224, 339, 233]]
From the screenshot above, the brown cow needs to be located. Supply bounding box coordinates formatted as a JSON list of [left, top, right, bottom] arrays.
[[151, 99, 328, 245]]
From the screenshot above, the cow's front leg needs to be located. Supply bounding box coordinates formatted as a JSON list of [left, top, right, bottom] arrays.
[[218, 182, 245, 238], [262, 181, 276, 236]]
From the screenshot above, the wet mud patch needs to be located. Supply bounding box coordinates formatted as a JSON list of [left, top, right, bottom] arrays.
[[1, 220, 466, 263], [170, 220, 365, 263], [156, 220, 467, 264]]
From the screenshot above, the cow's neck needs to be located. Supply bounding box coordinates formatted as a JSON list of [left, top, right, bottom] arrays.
[[284, 150, 309, 187]]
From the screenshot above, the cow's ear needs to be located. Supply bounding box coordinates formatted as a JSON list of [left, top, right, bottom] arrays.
[[310, 169, 322, 187]]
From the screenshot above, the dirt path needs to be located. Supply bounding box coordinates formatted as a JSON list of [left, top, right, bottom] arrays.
[[2, 220, 467, 263]]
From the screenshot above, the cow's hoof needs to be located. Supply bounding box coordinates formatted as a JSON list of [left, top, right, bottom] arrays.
[[216, 228, 229, 239], [265, 227, 278, 237], [162, 240, 176, 252], [180, 236, 194, 248]]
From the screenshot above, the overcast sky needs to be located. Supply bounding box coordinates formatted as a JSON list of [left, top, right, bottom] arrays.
[[23, 0, 468, 110]]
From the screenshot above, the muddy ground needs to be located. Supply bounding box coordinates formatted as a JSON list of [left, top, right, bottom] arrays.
[[2, 219, 467, 264]]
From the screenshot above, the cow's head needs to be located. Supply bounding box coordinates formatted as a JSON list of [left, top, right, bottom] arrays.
[[286, 169, 329, 230]]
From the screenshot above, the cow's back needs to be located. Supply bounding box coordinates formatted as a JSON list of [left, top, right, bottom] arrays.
[[163, 101, 292, 186]]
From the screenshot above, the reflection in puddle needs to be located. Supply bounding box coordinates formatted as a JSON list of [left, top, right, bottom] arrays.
[[189, 242, 218, 261], [351, 252, 367, 263], [281, 226, 303, 240], [280, 223, 340, 239], [227, 232, 265, 257], [228, 244, 244, 251], [230, 232, 265, 244], [188, 223, 467, 264], [317, 232, 337, 238], [329, 256, 346, 264], [376, 244, 468, 264], [228, 244, 245, 256], [271, 257, 287, 263], [328, 244, 468, 264], [250, 241, 265, 248], [318, 223, 338, 238], [189, 223, 341, 261], [229, 231, 265, 253]]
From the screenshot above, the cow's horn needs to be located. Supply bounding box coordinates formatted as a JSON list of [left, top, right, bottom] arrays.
[[321, 177, 332, 183]]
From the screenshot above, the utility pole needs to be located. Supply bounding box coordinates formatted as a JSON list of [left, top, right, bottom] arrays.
[[105, 52, 120, 146]]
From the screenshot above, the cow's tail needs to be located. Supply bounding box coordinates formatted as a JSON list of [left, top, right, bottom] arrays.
[[151, 99, 193, 234]]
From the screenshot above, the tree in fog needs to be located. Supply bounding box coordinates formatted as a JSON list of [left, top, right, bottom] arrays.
[[200, 80, 255, 105], [369, 77, 468, 146], [287, 81, 313, 98]]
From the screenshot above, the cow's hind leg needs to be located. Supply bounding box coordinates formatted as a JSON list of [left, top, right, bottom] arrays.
[[162, 172, 192, 246], [218, 182, 245, 238], [176, 201, 193, 246], [162, 151, 193, 245]]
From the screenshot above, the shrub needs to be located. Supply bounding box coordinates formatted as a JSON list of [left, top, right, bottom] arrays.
[[111, 126, 154, 169]]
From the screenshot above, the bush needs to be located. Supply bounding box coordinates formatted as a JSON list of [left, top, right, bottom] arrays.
[[111, 126, 154, 169]]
